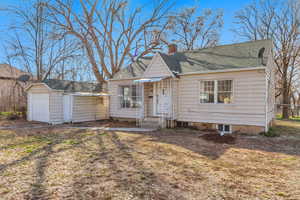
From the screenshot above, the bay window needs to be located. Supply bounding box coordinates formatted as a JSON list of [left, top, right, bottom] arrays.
[[200, 80, 233, 104]]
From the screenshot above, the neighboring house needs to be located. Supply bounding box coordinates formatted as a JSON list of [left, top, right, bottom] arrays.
[[108, 40, 276, 133], [25, 79, 109, 124], [0, 64, 31, 112]]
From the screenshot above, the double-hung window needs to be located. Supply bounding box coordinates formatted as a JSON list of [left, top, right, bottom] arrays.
[[120, 85, 140, 108], [199, 80, 215, 103], [200, 80, 233, 104], [218, 80, 233, 104]]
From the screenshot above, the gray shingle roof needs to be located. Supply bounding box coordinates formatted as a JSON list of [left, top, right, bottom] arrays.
[[112, 40, 273, 79], [43, 79, 102, 93], [113, 56, 152, 79]]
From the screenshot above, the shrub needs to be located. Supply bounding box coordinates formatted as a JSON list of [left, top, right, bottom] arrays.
[[259, 127, 280, 137]]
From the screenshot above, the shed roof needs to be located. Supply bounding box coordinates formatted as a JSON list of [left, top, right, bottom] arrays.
[[112, 39, 273, 79], [42, 79, 102, 93]]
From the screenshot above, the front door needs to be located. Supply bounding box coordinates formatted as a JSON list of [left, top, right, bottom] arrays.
[[31, 93, 50, 122], [154, 81, 171, 116]]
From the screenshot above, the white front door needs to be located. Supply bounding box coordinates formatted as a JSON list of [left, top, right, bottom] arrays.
[[154, 81, 171, 116], [63, 95, 72, 122], [31, 93, 50, 122]]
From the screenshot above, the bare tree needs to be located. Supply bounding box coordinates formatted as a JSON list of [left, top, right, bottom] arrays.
[[45, 0, 172, 83], [166, 6, 223, 50], [3, 0, 80, 81], [234, 0, 300, 119]]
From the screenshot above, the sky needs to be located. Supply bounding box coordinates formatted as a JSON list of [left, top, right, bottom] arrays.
[[0, 0, 253, 63]]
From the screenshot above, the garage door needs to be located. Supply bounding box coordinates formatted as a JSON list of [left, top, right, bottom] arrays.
[[31, 93, 50, 123]]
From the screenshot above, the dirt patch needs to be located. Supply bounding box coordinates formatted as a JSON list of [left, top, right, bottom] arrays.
[[200, 133, 236, 144]]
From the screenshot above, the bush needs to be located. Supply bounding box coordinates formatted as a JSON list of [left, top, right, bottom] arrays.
[[259, 127, 280, 137]]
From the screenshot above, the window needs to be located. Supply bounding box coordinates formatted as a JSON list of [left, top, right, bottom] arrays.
[[120, 85, 140, 108], [217, 80, 232, 104], [200, 80, 233, 104], [217, 124, 231, 134], [200, 80, 215, 103]]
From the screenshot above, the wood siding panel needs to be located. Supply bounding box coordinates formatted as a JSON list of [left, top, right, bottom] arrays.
[[72, 96, 108, 122], [177, 70, 267, 126]]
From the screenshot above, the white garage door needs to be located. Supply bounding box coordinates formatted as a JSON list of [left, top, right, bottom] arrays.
[[31, 93, 50, 123]]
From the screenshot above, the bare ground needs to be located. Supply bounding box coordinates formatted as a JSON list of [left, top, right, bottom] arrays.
[[0, 119, 299, 200]]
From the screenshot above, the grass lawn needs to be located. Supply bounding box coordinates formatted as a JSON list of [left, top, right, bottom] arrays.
[[0, 120, 299, 199]]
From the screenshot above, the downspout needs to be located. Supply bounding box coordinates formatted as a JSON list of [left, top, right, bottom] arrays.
[[265, 68, 269, 132]]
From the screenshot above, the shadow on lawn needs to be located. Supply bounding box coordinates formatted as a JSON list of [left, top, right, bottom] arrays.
[[130, 129, 300, 160], [0, 128, 97, 200], [71, 131, 186, 199], [1, 126, 299, 199]]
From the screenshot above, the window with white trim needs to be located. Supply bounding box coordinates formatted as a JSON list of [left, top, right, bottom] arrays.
[[200, 80, 233, 104], [217, 124, 231, 133], [199, 80, 215, 103], [217, 80, 233, 104], [120, 85, 140, 108]]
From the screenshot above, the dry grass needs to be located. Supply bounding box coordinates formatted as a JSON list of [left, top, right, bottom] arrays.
[[0, 120, 299, 199]]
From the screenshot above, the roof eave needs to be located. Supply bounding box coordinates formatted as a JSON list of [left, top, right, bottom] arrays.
[[25, 82, 63, 92], [177, 66, 266, 76]]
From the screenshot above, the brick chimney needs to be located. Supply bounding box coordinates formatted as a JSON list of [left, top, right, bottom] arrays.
[[168, 44, 177, 54]]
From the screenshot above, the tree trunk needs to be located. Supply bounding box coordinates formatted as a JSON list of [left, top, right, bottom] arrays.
[[282, 76, 290, 119]]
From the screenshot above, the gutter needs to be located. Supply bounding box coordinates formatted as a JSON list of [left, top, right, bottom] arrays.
[[177, 66, 266, 76]]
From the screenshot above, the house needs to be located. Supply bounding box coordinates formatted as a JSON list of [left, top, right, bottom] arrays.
[[25, 40, 275, 134], [25, 79, 109, 124], [108, 40, 276, 134], [0, 64, 31, 112]]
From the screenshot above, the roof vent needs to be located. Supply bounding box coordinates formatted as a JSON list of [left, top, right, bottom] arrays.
[[258, 47, 266, 66]]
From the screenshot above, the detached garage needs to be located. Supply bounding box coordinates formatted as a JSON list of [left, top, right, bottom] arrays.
[[26, 79, 109, 124]]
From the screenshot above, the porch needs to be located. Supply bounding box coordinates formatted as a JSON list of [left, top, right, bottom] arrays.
[[134, 78, 178, 128]]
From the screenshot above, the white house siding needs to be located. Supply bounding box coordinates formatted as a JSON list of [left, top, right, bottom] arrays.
[[177, 70, 267, 126], [142, 54, 173, 78], [108, 79, 140, 119], [72, 96, 108, 122], [49, 92, 64, 124]]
